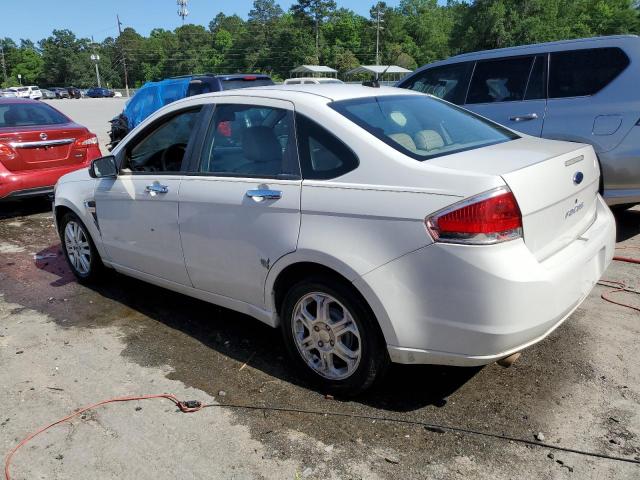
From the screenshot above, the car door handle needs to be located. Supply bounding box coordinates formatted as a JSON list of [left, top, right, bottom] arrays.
[[145, 184, 169, 194], [246, 189, 282, 202], [509, 113, 538, 122]]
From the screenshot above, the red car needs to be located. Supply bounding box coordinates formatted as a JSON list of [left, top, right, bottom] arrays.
[[0, 98, 101, 200]]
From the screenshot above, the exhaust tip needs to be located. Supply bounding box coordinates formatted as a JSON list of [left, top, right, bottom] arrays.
[[497, 352, 521, 368]]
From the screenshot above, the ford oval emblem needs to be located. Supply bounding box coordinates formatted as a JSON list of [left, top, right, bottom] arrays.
[[39, 132, 48, 140], [573, 171, 584, 185]]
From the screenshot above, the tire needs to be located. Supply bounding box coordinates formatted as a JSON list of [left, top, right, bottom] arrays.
[[280, 275, 389, 397], [59, 212, 103, 283]]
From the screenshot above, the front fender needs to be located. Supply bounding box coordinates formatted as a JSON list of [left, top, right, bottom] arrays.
[[54, 179, 110, 264]]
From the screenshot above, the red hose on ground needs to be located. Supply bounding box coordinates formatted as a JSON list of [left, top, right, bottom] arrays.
[[596, 253, 640, 312], [613, 255, 640, 264], [4, 394, 203, 480]]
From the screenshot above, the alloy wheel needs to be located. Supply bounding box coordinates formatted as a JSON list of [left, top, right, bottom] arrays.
[[291, 292, 362, 380], [64, 220, 91, 275]]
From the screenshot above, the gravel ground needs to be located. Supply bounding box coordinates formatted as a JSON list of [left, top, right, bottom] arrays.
[[1, 100, 639, 478]]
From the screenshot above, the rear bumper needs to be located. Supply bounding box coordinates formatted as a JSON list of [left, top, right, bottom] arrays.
[[0, 163, 91, 200], [357, 195, 616, 366]]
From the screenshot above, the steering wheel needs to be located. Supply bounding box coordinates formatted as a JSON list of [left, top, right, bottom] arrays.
[[160, 143, 187, 172]]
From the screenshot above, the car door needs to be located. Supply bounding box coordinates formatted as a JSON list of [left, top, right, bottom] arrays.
[[464, 55, 547, 136], [179, 98, 301, 308], [94, 105, 205, 284]]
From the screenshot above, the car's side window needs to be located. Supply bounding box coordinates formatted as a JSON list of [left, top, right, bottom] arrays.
[[549, 47, 629, 98], [466, 56, 535, 104], [122, 107, 202, 174], [400, 62, 473, 105], [524, 55, 547, 100], [199, 104, 299, 178], [295, 114, 359, 180]]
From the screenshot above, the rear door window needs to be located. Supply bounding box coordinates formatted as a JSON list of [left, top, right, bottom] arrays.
[[400, 62, 473, 105], [549, 47, 629, 98], [199, 104, 299, 178], [467, 56, 535, 104]]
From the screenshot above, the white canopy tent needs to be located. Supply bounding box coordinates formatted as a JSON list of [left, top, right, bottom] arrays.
[[289, 65, 338, 78], [345, 65, 412, 81]]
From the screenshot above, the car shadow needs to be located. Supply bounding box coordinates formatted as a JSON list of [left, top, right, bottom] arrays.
[[614, 207, 640, 242], [34, 246, 478, 411], [0, 197, 52, 220]]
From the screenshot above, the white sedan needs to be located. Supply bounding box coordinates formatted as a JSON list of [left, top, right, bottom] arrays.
[[53, 85, 616, 395]]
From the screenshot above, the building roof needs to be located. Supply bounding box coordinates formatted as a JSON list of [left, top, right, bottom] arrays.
[[345, 65, 412, 76], [290, 65, 338, 74]]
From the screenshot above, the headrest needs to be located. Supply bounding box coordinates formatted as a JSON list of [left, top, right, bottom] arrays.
[[414, 130, 445, 151], [388, 133, 417, 152], [242, 127, 282, 163]]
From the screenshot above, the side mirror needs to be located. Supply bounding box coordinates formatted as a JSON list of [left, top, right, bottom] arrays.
[[89, 155, 118, 178]]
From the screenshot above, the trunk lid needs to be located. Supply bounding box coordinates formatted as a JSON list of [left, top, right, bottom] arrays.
[[427, 137, 600, 260], [0, 124, 89, 172]]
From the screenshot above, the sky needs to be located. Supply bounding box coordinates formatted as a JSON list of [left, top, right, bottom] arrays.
[[2, 0, 402, 43]]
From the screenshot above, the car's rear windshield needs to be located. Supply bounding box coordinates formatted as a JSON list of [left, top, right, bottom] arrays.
[[221, 78, 274, 90], [0, 103, 69, 128], [330, 94, 519, 161]]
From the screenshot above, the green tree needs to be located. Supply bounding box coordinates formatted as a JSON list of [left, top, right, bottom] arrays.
[[291, 0, 337, 58]]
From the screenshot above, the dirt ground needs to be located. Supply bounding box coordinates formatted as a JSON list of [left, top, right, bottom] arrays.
[[1, 100, 639, 479]]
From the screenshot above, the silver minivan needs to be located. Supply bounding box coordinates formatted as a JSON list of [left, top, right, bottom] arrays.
[[398, 35, 640, 207]]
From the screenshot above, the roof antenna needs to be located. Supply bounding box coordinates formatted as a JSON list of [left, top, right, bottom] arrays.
[[362, 60, 394, 88]]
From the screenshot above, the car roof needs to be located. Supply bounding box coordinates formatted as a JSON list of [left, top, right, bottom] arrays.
[[0, 98, 41, 104], [187, 84, 421, 104], [421, 35, 639, 69]]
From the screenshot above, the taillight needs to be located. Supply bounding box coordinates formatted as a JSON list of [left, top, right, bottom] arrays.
[[426, 187, 522, 245], [0, 143, 17, 164], [74, 133, 99, 148]]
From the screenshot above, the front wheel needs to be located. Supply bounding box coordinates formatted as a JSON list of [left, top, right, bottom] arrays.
[[59, 212, 103, 283], [280, 276, 389, 396]]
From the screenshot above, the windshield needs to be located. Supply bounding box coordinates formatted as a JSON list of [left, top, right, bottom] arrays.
[[0, 103, 69, 127], [221, 78, 274, 90], [330, 94, 518, 161]]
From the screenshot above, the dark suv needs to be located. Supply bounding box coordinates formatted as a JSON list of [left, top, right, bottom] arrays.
[[86, 87, 115, 98], [108, 73, 274, 149]]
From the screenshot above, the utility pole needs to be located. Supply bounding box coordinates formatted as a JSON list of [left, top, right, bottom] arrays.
[[117, 15, 130, 97], [91, 54, 101, 87], [177, 0, 189, 24], [0, 43, 7, 86], [375, 4, 384, 66]]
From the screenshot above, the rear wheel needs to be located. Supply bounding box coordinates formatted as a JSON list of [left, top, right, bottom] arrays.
[[281, 276, 388, 396], [59, 212, 103, 283]]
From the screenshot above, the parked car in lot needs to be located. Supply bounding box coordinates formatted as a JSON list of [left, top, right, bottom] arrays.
[[54, 85, 615, 395], [26, 85, 42, 100], [50, 87, 70, 99], [0, 90, 18, 98], [107, 73, 274, 149], [398, 35, 640, 208], [86, 87, 115, 98], [66, 86, 82, 99], [7, 87, 30, 98], [284, 77, 344, 85], [40, 88, 57, 100], [0, 98, 101, 200]]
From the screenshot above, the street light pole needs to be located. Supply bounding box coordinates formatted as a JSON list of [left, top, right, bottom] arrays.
[[91, 54, 101, 88]]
